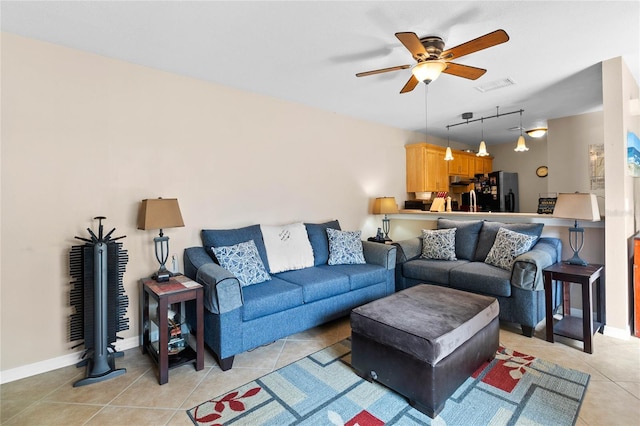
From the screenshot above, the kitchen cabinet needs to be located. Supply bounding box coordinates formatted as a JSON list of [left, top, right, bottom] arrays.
[[448, 153, 471, 176], [473, 156, 493, 175], [405, 143, 448, 193]]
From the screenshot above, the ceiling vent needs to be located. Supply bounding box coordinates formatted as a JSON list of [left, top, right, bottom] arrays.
[[475, 77, 517, 93]]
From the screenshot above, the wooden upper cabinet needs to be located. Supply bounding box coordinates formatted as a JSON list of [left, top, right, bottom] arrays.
[[405, 143, 448, 192], [406, 143, 427, 193], [473, 156, 493, 175], [448, 153, 472, 177]]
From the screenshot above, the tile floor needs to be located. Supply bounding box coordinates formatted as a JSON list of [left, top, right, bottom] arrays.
[[1, 318, 639, 425]]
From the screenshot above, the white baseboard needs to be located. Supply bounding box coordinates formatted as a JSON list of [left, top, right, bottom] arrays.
[[0, 336, 140, 385], [603, 324, 631, 340]]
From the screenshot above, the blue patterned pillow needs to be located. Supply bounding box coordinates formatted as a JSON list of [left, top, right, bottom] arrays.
[[327, 228, 366, 265], [484, 228, 538, 270], [421, 228, 457, 260], [212, 239, 271, 286]]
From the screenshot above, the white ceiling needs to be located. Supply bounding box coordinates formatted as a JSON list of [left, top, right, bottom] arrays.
[[2, 1, 639, 147]]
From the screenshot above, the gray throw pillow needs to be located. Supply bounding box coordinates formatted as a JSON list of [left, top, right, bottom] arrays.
[[421, 228, 457, 261], [474, 221, 544, 262], [212, 239, 271, 286], [484, 228, 538, 271], [437, 218, 483, 260]]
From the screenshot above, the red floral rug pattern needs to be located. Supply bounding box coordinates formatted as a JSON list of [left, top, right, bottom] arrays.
[[188, 341, 589, 425]]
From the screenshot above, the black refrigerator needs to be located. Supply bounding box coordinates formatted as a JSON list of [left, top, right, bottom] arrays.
[[475, 171, 519, 212]]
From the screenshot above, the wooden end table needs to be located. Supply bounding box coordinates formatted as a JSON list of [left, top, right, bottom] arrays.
[[543, 262, 605, 354], [140, 275, 204, 384]]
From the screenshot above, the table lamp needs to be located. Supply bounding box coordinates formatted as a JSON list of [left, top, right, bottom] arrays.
[[553, 192, 600, 266], [372, 197, 398, 241], [137, 198, 184, 281]]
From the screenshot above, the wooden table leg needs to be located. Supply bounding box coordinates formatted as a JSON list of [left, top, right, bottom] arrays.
[[582, 278, 594, 354], [544, 271, 555, 343], [158, 297, 169, 385], [195, 288, 204, 371]]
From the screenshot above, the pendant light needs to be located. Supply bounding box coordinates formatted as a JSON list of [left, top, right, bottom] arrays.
[[514, 110, 529, 152], [444, 127, 454, 161], [476, 118, 489, 157]]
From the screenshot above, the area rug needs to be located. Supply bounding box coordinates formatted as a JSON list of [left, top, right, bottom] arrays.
[[187, 339, 589, 425]]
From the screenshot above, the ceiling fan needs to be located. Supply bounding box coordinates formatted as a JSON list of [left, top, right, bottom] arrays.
[[356, 29, 509, 93]]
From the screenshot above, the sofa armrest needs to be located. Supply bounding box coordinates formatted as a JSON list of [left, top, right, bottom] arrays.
[[362, 241, 396, 270], [391, 237, 422, 264], [511, 237, 562, 291], [184, 247, 243, 314]]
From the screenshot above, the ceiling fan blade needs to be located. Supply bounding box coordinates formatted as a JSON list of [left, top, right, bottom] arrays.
[[443, 62, 487, 80], [395, 32, 427, 60], [356, 64, 411, 77], [400, 75, 420, 94], [441, 29, 509, 61]]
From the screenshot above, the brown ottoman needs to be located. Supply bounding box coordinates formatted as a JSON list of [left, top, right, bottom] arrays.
[[350, 284, 499, 418]]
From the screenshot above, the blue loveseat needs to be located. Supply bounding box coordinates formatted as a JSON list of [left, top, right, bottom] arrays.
[[183, 220, 396, 370], [393, 218, 562, 337]]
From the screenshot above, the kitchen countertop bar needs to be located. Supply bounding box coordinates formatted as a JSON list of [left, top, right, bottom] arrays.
[[392, 210, 605, 228]]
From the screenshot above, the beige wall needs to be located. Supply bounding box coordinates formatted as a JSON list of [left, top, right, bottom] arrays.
[[0, 33, 421, 374]]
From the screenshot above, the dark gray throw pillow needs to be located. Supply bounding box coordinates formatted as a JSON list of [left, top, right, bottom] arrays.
[[474, 221, 544, 262], [437, 218, 483, 261]]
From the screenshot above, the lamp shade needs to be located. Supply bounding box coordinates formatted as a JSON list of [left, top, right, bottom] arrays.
[[476, 141, 489, 157], [514, 135, 529, 152], [444, 146, 454, 161], [372, 197, 398, 215], [411, 60, 447, 83], [553, 193, 600, 221], [137, 198, 185, 230]]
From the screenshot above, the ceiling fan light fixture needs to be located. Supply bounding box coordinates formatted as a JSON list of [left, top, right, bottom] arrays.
[[514, 135, 529, 152], [412, 60, 447, 83], [477, 141, 489, 157], [525, 128, 547, 138]]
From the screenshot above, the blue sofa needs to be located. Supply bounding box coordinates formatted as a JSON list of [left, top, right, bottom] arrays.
[[183, 220, 396, 370], [393, 218, 562, 337]]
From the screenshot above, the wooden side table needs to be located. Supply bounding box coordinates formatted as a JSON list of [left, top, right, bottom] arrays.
[[140, 275, 204, 384], [543, 263, 605, 354]]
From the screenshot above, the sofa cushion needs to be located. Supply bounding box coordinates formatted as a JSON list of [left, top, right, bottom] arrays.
[[327, 228, 366, 265], [437, 218, 484, 260], [261, 222, 314, 273], [318, 263, 387, 290], [202, 225, 270, 271], [241, 277, 304, 321], [421, 228, 457, 260], [305, 220, 341, 265], [212, 240, 271, 287], [484, 228, 538, 271], [275, 267, 350, 303], [402, 258, 470, 286], [449, 262, 512, 297], [474, 221, 544, 262]]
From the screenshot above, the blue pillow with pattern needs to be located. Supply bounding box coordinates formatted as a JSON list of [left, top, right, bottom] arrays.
[[327, 228, 366, 265], [484, 228, 538, 270], [212, 239, 271, 286]]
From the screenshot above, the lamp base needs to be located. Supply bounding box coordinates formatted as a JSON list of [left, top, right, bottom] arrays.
[[565, 252, 588, 266], [152, 269, 175, 282]]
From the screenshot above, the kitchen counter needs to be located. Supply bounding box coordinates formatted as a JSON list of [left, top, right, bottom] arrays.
[[394, 209, 605, 228]]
